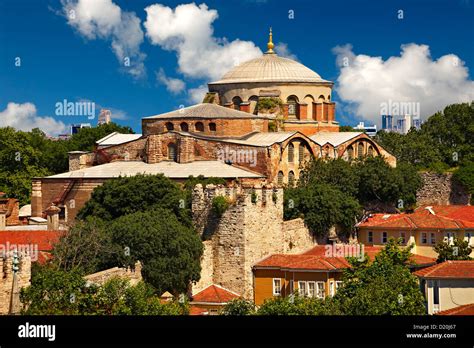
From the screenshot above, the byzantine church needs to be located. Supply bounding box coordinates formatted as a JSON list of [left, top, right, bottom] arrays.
[[31, 30, 395, 222]]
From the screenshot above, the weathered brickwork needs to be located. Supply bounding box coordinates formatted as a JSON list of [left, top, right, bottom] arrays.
[[84, 261, 143, 286], [191, 184, 316, 299], [416, 172, 471, 206], [0, 198, 20, 226]]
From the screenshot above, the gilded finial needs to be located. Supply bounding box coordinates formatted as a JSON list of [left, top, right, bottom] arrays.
[[266, 27, 274, 54]]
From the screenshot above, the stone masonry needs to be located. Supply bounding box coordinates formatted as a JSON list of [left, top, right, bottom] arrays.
[[0, 252, 31, 314], [416, 172, 471, 206], [192, 184, 316, 299]]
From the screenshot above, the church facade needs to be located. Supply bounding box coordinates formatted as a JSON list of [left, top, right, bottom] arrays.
[[31, 30, 395, 222]]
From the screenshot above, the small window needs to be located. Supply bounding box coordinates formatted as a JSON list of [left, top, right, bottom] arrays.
[[347, 147, 354, 159], [209, 122, 216, 132], [430, 233, 436, 245], [195, 122, 204, 132], [287, 96, 298, 117], [329, 281, 335, 297], [232, 96, 242, 110], [277, 171, 284, 186], [299, 144, 305, 163], [165, 122, 174, 131], [298, 281, 306, 297], [368, 231, 373, 243], [444, 232, 454, 245], [180, 122, 189, 132], [273, 278, 282, 296], [316, 282, 325, 299], [368, 146, 374, 156], [288, 143, 294, 162], [307, 281, 316, 298], [382, 232, 388, 244], [433, 281, 439, 305], [400, 232, 406, 244], [465, 232, 474, 246], [422, 232, 427, 244], [288, 171, 295, 187]]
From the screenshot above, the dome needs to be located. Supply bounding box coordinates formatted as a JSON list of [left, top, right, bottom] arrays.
[[209, 52, 328, 85]]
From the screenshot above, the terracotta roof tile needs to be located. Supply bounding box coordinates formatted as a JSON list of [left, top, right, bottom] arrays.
[[414, 261, 474, 279], [192, 284, 240, 304], [0, 230, 62, 252], [436, 303, 474, 315]]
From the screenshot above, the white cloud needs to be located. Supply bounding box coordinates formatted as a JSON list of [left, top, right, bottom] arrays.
[[333, 43, 474, 125], [144, 3, 262, 81], [0, 102, 67, 136], [188, 85, 208, 103], [274, 42, 298, 61], [61, 0, 146, 78], [156, 68, 186, 94]]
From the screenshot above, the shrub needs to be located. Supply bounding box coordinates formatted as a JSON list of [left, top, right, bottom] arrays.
[[212, 196, 230, 217]]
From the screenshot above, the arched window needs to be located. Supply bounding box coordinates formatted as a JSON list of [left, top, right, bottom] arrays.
[[288, 143, 294, 162], [209, 122, 216, 132], [277, 171, 284, 186], [299, 144, 305, 163], [232, 96, 242, 110], [323, 145, 331, 158], [195, 122, 204, 132], [165, 122, 174, 131], [288, 171, 295, 187], [368, 146, 374, 156], [249, 95, 259, 114], [347, 146, 354, 159], [180, 122, 189, 132], [287, 96, 298, 117], [318, 95, 325, 102], [327, 95, 331, 101], [168, 143, 177, 161], [304, 95, 315, 120], [358, 142, 364, 158]]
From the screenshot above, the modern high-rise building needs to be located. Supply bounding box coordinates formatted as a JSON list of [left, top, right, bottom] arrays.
[[354, 122, 377, 137], [71, 123, 91, 135], [412, 117, 422, 130], [381, 115, 393, 131]]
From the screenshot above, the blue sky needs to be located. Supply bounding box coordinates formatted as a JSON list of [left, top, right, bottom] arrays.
[[1, 0, 473, 134]]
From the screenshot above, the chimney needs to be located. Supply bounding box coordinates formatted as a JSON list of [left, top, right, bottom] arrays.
[[45, 205, 61, 230], [0, 208, 6, 230]]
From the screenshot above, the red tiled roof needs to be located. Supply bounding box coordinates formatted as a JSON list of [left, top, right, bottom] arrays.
[[437, 303, 474, 315], [189, 307, 209, 316], [191, 284, 240, 304], [255, 245, 436, 270], [414, 261, 474, 279], [357, 206, 474, 230], [0, 230, 62, 260]]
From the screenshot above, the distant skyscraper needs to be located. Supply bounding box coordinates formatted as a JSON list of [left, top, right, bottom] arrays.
[[412, 117, 422, 130], [71, 123, 91, 135], [403, 114, 412, 134], [354, 122, 377, 137], [381, 115, 393, 131], [98, 109, 112, 125]]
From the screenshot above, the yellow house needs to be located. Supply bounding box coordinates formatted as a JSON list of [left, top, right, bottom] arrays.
[[356, 206, 474, 258]]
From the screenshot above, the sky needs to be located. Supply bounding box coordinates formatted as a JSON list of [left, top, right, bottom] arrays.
[[0, 0, 473, 135]]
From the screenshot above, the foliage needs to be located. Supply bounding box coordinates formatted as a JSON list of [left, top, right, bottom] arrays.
[[375, 102, 474, 168], [335, 239, 426, 315], [20, 266, 188, 315], [77, 174, 190, 225], [182, 175, 226, 208], [453, 162, 474, 204], [257, 295, 342, 315], [256, 97, 283, 113], [434, 237, 473, 262], [339, 125, 359, 132], [221, 298, 256, 315], [284, 182, 362, 236], [101, 208, 203, 295], [212, 196, 230, 217]]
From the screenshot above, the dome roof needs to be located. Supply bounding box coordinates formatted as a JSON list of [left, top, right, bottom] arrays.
[[209, 53, 329, 85]]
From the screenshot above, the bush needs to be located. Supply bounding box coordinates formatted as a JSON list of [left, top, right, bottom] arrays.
[[212, 196, 230, 217], [221, 298, 256, 315]]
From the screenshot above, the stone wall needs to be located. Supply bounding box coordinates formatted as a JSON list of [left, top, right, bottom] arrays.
[[191, 184, 316, 299], [0, 252, 31, 314], [416, 172, 471, 206], [84, 261, 143, 286]]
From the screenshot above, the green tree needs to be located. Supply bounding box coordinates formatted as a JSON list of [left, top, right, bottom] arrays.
[[335, 239, 426, 315], [257, 295, 342, 315], [68, 122, 134, 152], [77, 174, 190, 225], [104, 208, 203, 295], [221, 298, 256, 315], [453, 162, 474, 204], [434, 237, 473, 262]]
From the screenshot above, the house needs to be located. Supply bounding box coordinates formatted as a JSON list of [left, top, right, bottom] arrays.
[[436, 303, 474, 315], [356, 205, 474, 258], [189, 284, 240, 315], [252, 245, 436, 306], [414, 260, 474, 315]]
